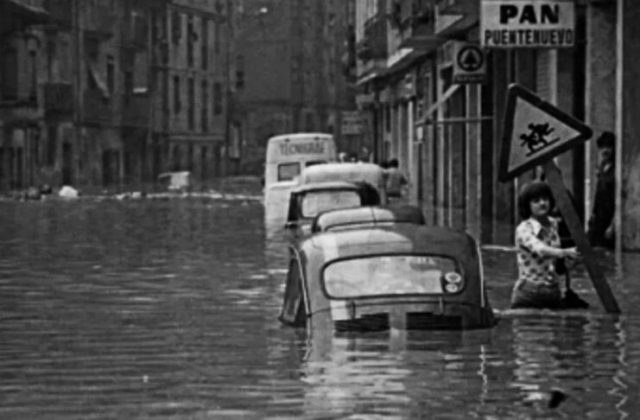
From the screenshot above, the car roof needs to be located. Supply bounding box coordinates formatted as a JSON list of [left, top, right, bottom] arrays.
[[300, 162, 384, 182], [312, 205, 425, 233], [291, 181, 362, 194], [303, 224, 477, 261]]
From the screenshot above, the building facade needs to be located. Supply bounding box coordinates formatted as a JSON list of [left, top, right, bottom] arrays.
[[151, 0, 235, 181], [0, 0, 237, 193], [0, 0, 49, 191], [235, 0, 359, 174], [353, 0, 640, 250]]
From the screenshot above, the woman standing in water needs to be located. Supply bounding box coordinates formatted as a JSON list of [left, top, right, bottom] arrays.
[[511, 181, 581, 309]]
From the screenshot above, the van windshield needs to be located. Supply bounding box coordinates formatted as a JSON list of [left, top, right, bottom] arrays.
[[278, 162, 301, 181], [323, 255, 460, 298], [300, 190, 361, 218]]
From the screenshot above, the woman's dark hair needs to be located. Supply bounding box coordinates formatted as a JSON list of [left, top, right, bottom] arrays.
[[596, 131, 615, 149], [518, 180, 555, 219]]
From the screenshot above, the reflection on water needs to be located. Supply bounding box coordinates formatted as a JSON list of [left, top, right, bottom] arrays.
[[0, 198, 639, 419]]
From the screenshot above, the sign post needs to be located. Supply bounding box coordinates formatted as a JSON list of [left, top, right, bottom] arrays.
[[499, 83, 620, 314]]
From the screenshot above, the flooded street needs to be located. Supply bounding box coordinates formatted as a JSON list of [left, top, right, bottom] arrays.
[[1, 194, 639, 420]]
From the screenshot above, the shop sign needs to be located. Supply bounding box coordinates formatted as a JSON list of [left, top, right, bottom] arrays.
[[453, 43, 487, 84], [481, 0, 575, 48], [341, 111, 364, 135]]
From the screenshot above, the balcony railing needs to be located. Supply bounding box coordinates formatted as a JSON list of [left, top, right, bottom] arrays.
[[357, 14, 387, 61], [44, 82, 74, 114], [435, 0, 477, 16], [122, 95, 150, 127], [44, 0, 72, 27], [83, 89, 112, 125], [398, 0, 439, 49]]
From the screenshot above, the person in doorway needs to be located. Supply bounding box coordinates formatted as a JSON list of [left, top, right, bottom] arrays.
[[384, 158, 408, 201], [587, 131, 616, 249], [511, 181, 581, 310]]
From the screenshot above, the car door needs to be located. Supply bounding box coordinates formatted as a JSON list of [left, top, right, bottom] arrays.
[[279, 252, 307, 327]]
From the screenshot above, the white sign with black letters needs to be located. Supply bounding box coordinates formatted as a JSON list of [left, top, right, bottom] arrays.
[[481, 0, 575, 48]]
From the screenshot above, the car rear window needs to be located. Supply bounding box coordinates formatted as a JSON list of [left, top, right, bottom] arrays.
[[323, 255, 461, 298], [300, 191, 361, 218]]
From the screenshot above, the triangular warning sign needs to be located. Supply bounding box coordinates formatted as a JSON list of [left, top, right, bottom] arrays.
[[499, 84, 593, 182]]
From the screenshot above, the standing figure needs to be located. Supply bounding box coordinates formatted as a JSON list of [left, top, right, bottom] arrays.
[[384, 158, 408, 201], [511, 181, 580, 310], [587, 131, 616, 249]]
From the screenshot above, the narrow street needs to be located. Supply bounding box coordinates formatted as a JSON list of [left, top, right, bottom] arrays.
[[1, 191, 638, 419]]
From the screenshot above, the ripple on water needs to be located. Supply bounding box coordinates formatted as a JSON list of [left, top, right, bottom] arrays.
[[0, 199, 639, 419]]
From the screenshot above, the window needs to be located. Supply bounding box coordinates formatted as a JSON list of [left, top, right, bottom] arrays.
[[29, 51, 37, 102], [1, 48, 18, 100], [173, 75, 181, 114], [187, 15, 194, 67], [299, 190, 361, 218], [107, 55, 115, 93], [124, 68, 133, 103], [277, 162, 300, 182], [201, 19, 208, 70], [214, 21, 220, 55], [201, 80, 208, 131], [172, 11, 182, 44], [47, 125, 57, 165], [213, 82, 222, 115], [187, 77, 194, 129], [324, 255, 461, 298], [236, 54, 244, 89]]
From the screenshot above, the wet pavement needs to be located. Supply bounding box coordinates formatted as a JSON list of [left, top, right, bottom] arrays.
[[1, 191, 639, 419]]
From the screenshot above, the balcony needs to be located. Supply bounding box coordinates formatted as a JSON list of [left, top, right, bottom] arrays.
[[44, 0, 71, 27], [83, 89, 112, 125], [44, 83, 73, 115], [398, 0, 441, 50], [435, 0, 477, 16], [357, 14, 388, 61], [122, 95, 150, 127]]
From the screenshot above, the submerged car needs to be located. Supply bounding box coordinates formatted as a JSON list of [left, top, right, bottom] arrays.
[[297, 162, 388, 204], [311, 205, 426, 233], [284, 181, 381, 241], [279, 222, 496, 331]]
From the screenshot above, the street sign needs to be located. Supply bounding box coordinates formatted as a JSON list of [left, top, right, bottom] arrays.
[[341, 111, 364, 135], [498, 84, 592, 182], [498, 83, 620, 314], [481, 0, 576, 48], [453, 43, 487, 84]]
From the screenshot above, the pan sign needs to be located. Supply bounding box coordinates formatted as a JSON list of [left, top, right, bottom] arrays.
[[498, 84, 592, 181], [481, 0, 575, 48], [453, 43, 487, 84]]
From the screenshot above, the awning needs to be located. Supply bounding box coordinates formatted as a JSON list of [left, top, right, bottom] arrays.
[[87, 61, 111, 99], [415, 84, 461, 126]]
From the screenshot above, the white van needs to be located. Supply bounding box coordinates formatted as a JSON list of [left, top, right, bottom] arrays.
[[264, 133, 337, 220]]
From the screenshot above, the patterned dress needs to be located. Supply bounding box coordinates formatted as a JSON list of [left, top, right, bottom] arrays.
[[511, 217, 563, 309]]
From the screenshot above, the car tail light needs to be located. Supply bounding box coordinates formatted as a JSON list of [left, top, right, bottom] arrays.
[[442, 272, 463, 293]]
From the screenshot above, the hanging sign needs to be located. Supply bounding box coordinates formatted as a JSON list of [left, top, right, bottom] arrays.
[[481, 0, 576, 48], [453, 43, 487, 84]]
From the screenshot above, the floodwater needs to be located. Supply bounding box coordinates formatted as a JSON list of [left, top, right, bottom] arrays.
[[1, 193, 639, 420]]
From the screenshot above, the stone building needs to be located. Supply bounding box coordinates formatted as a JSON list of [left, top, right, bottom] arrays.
[[353, 0, 640, 250], [235, 0, 358, 174], [151, 0, 235, 181], [0, 0, 48, 191]]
